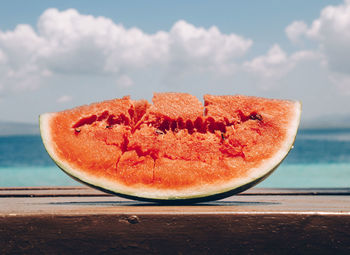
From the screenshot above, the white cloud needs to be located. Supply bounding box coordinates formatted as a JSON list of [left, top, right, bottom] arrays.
[[0, 24, 49, 91], [116, 75, 134, 88], [286, 0, 350, 76], [2, 1, 350, 119], [0, 49, 6, 64], [56, 95, 72, 103], [285, 21, 308, 44], [0, 24, 45, 68], [37, 8, 170, 74], [0, 8, 253, 95], [244, 44, 290, 79], [169, 20, 252, 73], [243, 44, 320, 82], [328, 72, 350, 95]]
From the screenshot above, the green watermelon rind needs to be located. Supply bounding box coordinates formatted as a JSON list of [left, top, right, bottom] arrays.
[[39, 101, 301, 203]]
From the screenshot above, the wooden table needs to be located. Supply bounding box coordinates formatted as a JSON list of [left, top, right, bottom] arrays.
[[1, 187, 350, 254]]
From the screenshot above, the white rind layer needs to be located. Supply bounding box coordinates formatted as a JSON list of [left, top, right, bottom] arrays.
[[40, 101, 301, 200]]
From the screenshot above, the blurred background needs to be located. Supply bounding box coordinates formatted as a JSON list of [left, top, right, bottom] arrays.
[[0, 0, 349, 187]]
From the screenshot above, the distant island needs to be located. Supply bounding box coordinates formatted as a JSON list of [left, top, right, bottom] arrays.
[[0, 121, 39, 136], [301, 114, 350, 129]]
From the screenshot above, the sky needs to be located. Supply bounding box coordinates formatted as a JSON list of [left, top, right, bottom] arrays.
[[0, 0, 349, 125]]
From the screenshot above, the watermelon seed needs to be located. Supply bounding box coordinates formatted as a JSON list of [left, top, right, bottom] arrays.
[[250, 113, 263, 121], [155, 129, 164, 135], [106, 125, 112, 129], [74, 128, 81, 133], [171, 120, 178, 131]]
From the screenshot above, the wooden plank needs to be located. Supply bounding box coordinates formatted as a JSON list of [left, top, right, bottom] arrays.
[[1, 186, 350, 197], [1, 194, 350, 215], [2, 213, 350, 254], [0, 186, 110, 197], [1, 187, 350, 254]]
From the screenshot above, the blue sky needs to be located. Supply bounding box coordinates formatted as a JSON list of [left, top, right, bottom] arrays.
[[0, 0, 349, 124], [0, 0, 340, 54]]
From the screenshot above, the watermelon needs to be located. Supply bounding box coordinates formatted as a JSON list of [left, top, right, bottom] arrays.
[[40, 93, 301, 203]]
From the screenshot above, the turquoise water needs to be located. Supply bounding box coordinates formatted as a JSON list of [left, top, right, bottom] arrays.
[[0, 166, 77, 187], [0, 129, 350, 187], [0, 164, 349, 188], [257, 163, 350, 188]]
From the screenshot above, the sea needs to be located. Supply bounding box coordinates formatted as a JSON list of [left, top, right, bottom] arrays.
[[0, 128, 350, 188]]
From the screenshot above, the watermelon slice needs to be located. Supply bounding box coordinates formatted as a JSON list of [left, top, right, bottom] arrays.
[[40, 93, 301, 202]]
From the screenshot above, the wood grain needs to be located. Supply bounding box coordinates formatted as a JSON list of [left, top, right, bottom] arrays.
[[1, 186, 349, 197], [1, 187, 350, 254]]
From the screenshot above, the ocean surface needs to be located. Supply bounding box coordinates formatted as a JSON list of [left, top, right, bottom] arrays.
[[0, 128, 350, 188]]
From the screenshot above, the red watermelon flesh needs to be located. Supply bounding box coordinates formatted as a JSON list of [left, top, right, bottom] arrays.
[[40, 93, 301, 202]]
